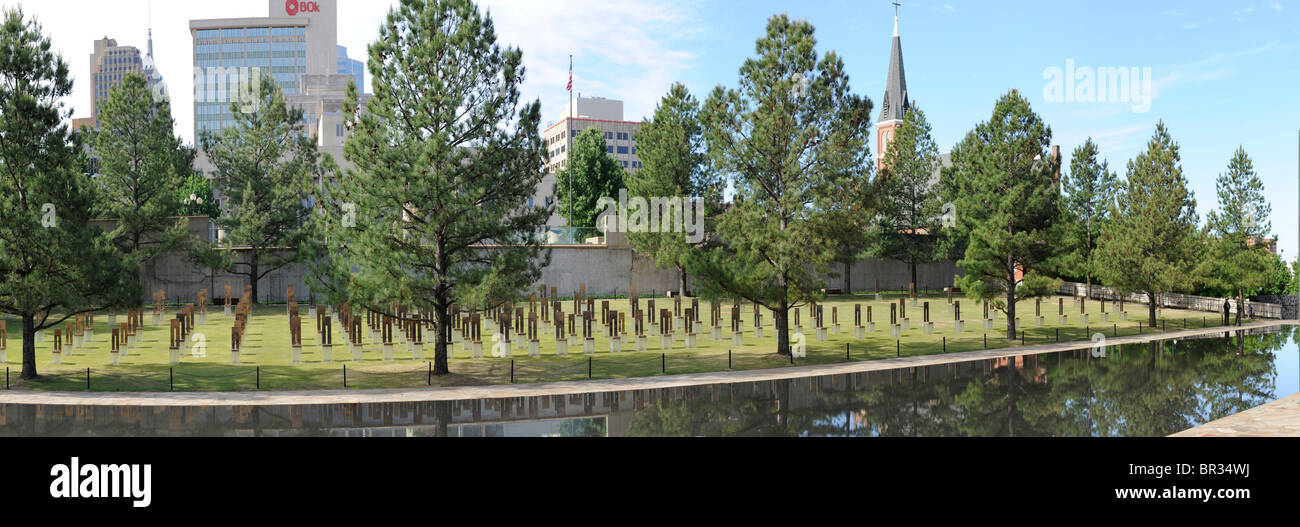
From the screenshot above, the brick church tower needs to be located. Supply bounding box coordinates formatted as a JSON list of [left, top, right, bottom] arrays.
[[876, 12, 909, 173]]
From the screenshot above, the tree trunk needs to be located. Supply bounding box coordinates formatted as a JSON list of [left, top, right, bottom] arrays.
[[433, 296, 450, 375], [844, 261, 852, 294], [1147, 291, 1158, 327], [678, 265, 688, 298], [21, 314, 37, 380], [433, 243, 451, 376], [1005, 282, 1017, 340], [248, 251, 260, 305], [909, 259, 918, 296], [773, 301, 790, 356]]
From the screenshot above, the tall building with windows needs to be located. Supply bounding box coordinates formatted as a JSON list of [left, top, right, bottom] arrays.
[[190, 0, 347, 139], [540, 96, 643, 226], [190, 0, 370, 208], [81, 32, 167, 127], [337, 45, 365, 94]]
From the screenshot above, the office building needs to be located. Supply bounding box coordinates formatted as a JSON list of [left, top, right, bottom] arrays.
[[190, 0, 369, 196], [541, 96, 643, 226], [80, 31, 167, 127], [337, 45, 365, 94]]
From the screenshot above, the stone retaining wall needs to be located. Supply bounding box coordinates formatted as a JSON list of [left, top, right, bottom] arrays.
[[1058, 282, 1285, 320]]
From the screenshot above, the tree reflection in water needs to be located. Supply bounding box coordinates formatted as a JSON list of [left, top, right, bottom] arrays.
[[625, 328, 1293, 437]]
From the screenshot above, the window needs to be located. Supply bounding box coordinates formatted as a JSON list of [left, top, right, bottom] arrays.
[[336, 124, 344, 137], [617, 146, 629, 154], [221, 29, 244, 38], [631, 147, 636, 155], [606, 146, 613, 153], [196, 29, 219, 39], [622, 161, 629, 168], [246, 28, 271, 37], [528, 197, 535, 208], [605, 132, 613, 140]]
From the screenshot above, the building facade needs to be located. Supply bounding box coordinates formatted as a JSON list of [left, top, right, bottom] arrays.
[[83, 33, 167, 126], [541, 96, 643, 226], [190, 0, 369, 206], [337, 45, 365, 94]]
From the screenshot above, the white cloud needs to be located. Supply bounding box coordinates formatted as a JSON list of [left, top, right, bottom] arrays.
[[478, 0, 701, 125]]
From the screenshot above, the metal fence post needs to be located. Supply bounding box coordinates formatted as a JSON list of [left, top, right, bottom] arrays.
[[86, 368, 90, 391], [170, 368, 173, 391], [256, 366, 260, 390], [510, 360, 515, 384], [428, 362, 432, 386], [343, 364, 347, 388]]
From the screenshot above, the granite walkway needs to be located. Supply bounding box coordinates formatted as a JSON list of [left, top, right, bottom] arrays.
[[0, 320, 1291, 408], [1172, 393, 1300, 437]]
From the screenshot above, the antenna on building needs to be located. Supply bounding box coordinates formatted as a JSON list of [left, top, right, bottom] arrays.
[[147, 0, 154, 59]]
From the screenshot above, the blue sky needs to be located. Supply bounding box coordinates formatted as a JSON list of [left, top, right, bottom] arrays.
[[517, 0, 1300, 259], [18, 0, 1300, 258]]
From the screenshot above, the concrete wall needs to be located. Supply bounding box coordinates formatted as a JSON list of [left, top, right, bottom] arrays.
[[124, 218, 967, 304], [1057, 282, 1286, 320]]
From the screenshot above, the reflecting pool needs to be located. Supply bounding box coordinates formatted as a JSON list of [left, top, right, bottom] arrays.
[[1, 326, 1295, 437]]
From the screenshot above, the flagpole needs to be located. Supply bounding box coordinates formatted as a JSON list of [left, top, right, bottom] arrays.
[[568, 54, 574, 242]]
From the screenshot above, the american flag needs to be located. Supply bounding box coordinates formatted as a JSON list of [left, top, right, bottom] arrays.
[[567, 56, 573, 92]]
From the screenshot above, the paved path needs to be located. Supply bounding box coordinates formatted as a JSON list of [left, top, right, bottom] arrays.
[[0, 320, 1291, 407], [1172, 393, 1300, 437]]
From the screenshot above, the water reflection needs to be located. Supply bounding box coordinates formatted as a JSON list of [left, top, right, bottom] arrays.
[[1, 328, 1294, 437]]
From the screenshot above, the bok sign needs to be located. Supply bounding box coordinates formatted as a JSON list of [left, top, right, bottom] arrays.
[[285, 0, 321, 16]]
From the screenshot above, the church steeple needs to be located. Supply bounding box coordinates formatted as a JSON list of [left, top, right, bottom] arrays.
[[877, 4, 910, 172], [879, 11, 908, 124]]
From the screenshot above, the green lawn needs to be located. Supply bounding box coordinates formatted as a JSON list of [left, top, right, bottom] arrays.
[[0, 293, 1248, 392]]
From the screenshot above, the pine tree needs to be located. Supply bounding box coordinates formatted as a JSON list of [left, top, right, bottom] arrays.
[[556, 127, 625, 232], [90, 73, 196, 307], [1057, 138, 1117, 299], [625, 83, 722, 295], [691, 15, 875, 357], [200, 80, 319, 304], [304, 0, 550, 376], [1203, 146, 1273, 323], [0, 8, 127, 379], [946, 90, 1061, 340], [867, 105, 944, 290], [1095, 121, 1200, 327]]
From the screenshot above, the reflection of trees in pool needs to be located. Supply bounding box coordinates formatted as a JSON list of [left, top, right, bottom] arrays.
[[624, 330, 1289, 437]]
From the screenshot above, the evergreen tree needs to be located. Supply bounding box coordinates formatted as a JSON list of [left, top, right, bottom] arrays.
[[625, 83, 722, 295], [691, 15, 875, 357], [867, 105, 944, 290], [90, 73, 196, 307], [946, 90, 1061, 340], [304, 0, 550, 376], [556, 127, 625, 232], [0, 8, 127, 379], [1095, 121, 1200, 327], [200, 80, 319, 304], [1203, 146, 1273, 322], [1057, 138, 1117, 299]]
